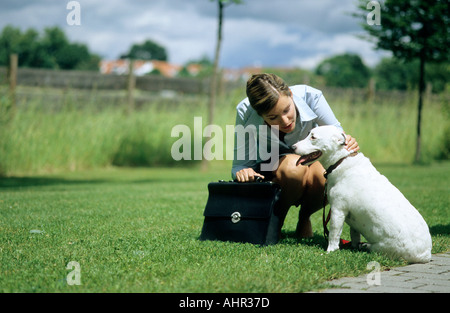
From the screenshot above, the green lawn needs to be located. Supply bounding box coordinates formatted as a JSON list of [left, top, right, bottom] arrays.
[[0, 161, 448, 293]]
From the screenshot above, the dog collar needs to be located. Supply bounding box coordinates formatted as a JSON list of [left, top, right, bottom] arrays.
[[324, 152, 358, 179]]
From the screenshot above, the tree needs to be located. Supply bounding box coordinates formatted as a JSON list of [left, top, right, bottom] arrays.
[[120, 39, 167, 61], [315, 53, 371, 88], [40, 26, 78, 69], [0, 26, 22, 65], [203, 0, 242, 170], [178, 55, 214, 78], [374, 57, 418, 91], [18, 28, 47, 68], [374, 57, 449, 93], [0, 25, 100, 70], [355, 0, 449, 162]]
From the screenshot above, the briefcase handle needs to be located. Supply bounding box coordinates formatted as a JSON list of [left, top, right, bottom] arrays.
[[218, 177, 267, 183]]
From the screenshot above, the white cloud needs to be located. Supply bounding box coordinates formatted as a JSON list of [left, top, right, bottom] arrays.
[[0, 0, 388, 68], [224, 18, 302, 49], [289, 32, 391, 70], [290, 54, 328, 70]]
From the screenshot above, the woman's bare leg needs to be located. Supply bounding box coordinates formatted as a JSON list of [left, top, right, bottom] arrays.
[[272, 155, 326, 238]]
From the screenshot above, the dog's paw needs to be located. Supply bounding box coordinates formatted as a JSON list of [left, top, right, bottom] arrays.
[[326, 245, 339, 253], [358, 242, 371, 251]]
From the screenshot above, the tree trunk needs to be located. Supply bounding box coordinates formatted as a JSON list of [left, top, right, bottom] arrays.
[[202, 0, 224, 170], [209, 0, 224, 127], [127, 59, 135, 115], [414, 49, 426, 163]]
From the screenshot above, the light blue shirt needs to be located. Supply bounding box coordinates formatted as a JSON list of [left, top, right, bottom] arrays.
[[231, 84, 343, 179]]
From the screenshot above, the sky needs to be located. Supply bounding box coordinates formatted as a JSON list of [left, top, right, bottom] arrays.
[[0, 0, 390, 70]]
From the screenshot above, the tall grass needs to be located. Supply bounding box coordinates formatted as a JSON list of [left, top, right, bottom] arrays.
[[331, 95, 449, 164], [0, 86, 448, 176], [0, 93, 206, 175]]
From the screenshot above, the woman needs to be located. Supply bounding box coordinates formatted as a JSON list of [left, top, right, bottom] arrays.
[[232, 73, 359, 238]]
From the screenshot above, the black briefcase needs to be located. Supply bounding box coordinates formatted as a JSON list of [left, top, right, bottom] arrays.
[[199, 180, 282, 245]]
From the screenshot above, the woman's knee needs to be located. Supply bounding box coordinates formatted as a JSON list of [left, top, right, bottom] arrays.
[[272, 154, 307, 185], [299, 162, 327, 213]]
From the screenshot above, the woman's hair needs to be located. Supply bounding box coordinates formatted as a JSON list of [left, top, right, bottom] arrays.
[[246, 73, 291, 116]]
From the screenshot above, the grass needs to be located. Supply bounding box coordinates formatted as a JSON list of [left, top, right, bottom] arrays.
[[0, 161, 448, 293], [0, 87, 210, 175], [0, 85, 448, 292], [0, 86, 449, 176], [331, 93, 449, 164]]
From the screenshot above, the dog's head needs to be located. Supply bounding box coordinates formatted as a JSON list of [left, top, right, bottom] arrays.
[[291, 125, 348, 168]]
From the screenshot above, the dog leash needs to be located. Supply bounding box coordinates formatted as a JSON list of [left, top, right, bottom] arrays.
[[322, 181, 331, 239]]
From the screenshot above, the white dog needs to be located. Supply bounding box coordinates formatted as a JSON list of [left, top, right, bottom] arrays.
[[292, 125, 432, 263]]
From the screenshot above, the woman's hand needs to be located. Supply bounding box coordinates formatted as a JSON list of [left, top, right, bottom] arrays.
[[235, 168, 265, 183], [345, 134, 360, 153]]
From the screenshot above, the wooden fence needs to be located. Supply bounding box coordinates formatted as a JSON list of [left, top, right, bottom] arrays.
[[0, 66, 210, 94], [0, 55, 446, 111]]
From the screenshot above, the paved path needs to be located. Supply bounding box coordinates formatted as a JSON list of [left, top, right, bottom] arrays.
[[314, 251, 450, 293]]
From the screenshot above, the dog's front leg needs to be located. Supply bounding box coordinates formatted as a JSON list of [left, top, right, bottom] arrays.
[[327, 209, 346, 252]]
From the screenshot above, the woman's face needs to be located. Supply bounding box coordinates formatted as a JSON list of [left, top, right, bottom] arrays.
[[261, 95, 296, 134]]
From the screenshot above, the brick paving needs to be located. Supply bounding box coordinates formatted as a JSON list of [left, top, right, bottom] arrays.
[[313, 251, 450, 293]]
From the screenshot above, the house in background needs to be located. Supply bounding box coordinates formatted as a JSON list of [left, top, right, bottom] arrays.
[[99, 59, 200, 78]]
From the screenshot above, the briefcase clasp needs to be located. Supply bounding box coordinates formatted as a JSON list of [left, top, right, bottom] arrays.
[[231, 212, 241, 223]]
